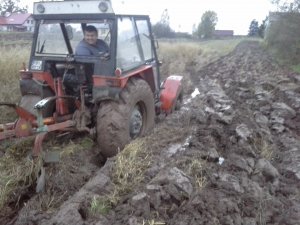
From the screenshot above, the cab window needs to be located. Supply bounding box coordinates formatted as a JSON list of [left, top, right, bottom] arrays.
[[136, 20, 153, 61], [34, 20, 112, 57], [35, 23, 68, 55], [117, 17, 142, 71]]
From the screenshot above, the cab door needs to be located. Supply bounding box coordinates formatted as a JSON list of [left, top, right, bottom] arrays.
[[116, 16, 160, 94], [135, 18, 161, 94]]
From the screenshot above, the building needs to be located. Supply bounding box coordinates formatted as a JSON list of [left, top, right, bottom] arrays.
[[213, 30, 234, 38], [0, 13, 34, 32]]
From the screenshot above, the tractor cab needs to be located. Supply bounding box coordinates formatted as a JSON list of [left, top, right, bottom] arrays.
[[28, 0, 161, 103]]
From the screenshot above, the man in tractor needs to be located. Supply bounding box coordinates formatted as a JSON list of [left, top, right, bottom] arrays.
[[75, 25, 109, 56]]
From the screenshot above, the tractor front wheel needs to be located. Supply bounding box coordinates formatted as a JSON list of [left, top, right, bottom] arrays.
[[96, 78, 155, 158]]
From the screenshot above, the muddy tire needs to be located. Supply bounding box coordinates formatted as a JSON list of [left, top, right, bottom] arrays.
[[96, 78, 155, 158]]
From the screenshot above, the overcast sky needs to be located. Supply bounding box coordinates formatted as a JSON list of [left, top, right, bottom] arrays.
[[21, 0, 277, 35]]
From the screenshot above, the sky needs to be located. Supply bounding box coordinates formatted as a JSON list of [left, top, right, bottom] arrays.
[[20, 0, 278, 35]]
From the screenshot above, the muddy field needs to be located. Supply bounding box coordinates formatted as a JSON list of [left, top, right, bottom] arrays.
[[1, 40, 300, 225]]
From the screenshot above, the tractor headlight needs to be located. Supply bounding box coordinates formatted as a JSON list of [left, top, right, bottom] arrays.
[[36, 4, 45, 13], [98, 1, 108, 12], [31, 60, 43, 71]]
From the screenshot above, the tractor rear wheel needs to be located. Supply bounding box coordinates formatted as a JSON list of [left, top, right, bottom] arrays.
[[96, 78, 155, 158]]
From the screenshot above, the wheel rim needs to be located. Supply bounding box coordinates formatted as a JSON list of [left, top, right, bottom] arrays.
[[130, 104, 143, 138]]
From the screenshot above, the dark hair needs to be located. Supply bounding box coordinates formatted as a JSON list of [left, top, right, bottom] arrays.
[[84, 25, 98, 34]]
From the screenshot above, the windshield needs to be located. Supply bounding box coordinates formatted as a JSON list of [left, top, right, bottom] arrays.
[[35, 20, 112, 56]]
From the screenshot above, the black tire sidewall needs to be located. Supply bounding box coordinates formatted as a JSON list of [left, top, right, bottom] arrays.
[[122, 79, 155, 138], [96, 78, 155, 157]]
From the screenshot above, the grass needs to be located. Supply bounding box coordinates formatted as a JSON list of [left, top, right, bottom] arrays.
[[253, 137, 274, 161], [0, 40, 31, 46], [55, 137, 93, 157], [158, 38, 252, 94], [0, 140, 42, 210], [0, 45, 30, 122], [269, 50, 298, 73], [87, 138, 153, 215], [197, 38, 251, 54], [291, 64, 300, 73], [0, 136, 93, 213], [106, 139, 151, 205], [158, 42, 202, 77], [259, 142, 274, 161], [185, 158, 207, 190], [158, 38, 253, 74], [90, 195, 111, 216]]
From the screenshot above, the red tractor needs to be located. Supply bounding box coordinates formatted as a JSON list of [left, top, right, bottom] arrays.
[[0, 0, 182, 160]]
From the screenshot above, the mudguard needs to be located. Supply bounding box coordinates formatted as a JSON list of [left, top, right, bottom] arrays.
[[160, 75, 183, 114]]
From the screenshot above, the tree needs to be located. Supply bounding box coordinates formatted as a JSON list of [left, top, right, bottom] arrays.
[[258, 17, 268, 38], [267, 1, 300, 64], [196, 11, 218, 39], [0, 0, 27, 16], [265, 12, 300, 63], [152, 9, 175, 38], [248, 19, 259, 36], [271, 0, 300, 12]]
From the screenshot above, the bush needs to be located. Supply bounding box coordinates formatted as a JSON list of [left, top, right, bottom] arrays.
[[266, 12, 300, 64], [152, 22, 175, 39]]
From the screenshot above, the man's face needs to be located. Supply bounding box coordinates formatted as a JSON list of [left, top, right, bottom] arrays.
[[84, 31, 98, 45]]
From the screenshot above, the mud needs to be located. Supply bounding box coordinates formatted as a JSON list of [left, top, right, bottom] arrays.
[[3, 41, 300, 225]]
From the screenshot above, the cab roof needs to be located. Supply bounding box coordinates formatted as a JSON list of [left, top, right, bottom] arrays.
[[33, 0, 114, 15]]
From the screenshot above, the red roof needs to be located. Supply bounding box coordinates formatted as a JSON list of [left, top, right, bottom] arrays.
[[0, 13, 31, 25], [0, 17, 6, 25]]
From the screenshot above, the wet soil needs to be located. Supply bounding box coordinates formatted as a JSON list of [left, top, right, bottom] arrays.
[[3, 41, 300, 225]]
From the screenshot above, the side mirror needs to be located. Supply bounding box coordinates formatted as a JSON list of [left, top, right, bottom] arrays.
[[66, 25, 73, 40]]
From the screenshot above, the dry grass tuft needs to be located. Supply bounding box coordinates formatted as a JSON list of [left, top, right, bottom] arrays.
[[185, 158, 207, 190], [105, 139, 151, 206], [32, 189, 68, 212], [0, 148, 42, 210], [90, 139, 151, 211], [253, 138, 274, 161], [90, 195, 111, 216], [46, 136, 93, 157], [88, 139, 151, 215], [260, 142, 274, 161]]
